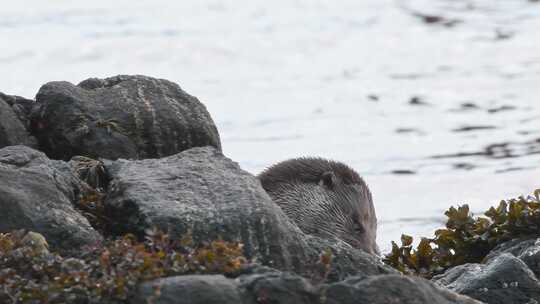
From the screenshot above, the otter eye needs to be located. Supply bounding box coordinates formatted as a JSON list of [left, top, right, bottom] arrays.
[[353, 220, 365, 234]]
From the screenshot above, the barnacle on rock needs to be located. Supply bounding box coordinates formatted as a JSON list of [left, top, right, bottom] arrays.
[[384, 189, 540, 278]]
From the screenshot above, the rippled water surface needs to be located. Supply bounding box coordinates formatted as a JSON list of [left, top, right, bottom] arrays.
[[2, 0, 540, 251]]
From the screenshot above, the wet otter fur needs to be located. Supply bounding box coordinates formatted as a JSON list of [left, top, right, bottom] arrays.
[[258, 157, 379, 255]]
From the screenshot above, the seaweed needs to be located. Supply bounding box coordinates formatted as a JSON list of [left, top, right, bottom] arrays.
[[384, 189, 540, 278], [0, 229, 247, 303], [76, 188, 111, 235]]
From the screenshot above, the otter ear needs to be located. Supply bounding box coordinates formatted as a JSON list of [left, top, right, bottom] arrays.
[[319, 171, 336, 189]]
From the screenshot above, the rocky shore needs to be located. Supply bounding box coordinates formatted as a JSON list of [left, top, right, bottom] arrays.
[[1, 75, 538, 303]]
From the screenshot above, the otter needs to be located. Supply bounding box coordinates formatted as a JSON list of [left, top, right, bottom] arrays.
[[258, 157, 379, 255]]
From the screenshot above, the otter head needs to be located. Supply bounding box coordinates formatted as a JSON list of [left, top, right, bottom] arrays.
[[258, 158, 379, 255]]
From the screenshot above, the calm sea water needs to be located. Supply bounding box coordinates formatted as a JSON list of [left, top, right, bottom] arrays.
[[1, 0, 539, 252]]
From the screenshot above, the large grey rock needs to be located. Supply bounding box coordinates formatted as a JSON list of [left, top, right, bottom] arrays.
[[134, 271, 480, 304], [433, 253, 540, 304], [0, 145, 102, 253], [104, 146, 306, 271], [0, 93, 36, 148], [484, 238, 540, 278], [238, 270, 320, 304], [31, 75, 221, 160], [103, 146, 394, 280], [323, 275, 483, 304], [134, 275, 242, 304], [134, 272, 317, 304], [136, 272, 320, 304]]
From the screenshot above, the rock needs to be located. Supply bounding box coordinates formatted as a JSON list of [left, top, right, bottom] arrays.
[[31, 75, 221, 160], [135, 271, 479, 304], [103, 146, 393, 280], [135, 271, 319, 304], [238, 270, 320, 304], [104, 146, 307, 271], [484, 238, 536, 260], [305, 236, 396, 282], [433, 253, 540, 304], [484, 238, 540, 278], [0, 92, 37, 130], [136, 272, 319, 304], [0, 145, 102, 253], [228, 264, 281, 277], [323, 275, 482, 304], [134, 275, 242, 304], [0, 93, 36, 148]]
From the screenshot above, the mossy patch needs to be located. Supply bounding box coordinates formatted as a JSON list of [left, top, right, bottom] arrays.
[[384, 189, 540, 278]]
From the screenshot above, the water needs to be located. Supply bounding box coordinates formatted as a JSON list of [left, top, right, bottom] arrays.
[[1, 0, 539, 252]]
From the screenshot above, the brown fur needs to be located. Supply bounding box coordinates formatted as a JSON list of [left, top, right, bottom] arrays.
[[258, 157, 379, 255], [259, 157, 365, 188]]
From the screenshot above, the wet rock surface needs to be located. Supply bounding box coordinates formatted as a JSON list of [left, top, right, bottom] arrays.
[[0, 145, 102, 253], [135, 272, 481, 304], [434, 251, 540, 304], [0, 93, 36, 148], [323, 275, 482, 304], [31, 75, 221, 160], [304, 236, 395, 282], [238, 270, 320, 304], [134, 275, 243, 304], [484, 238, 540, 281]]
